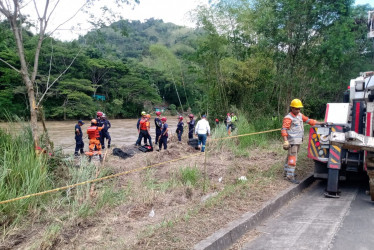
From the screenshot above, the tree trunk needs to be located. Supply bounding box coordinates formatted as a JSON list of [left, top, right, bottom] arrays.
[[22, 73, 39, 148]]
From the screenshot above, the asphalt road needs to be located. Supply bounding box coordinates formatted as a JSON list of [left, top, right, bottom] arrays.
[[241, 179, 374, 250]]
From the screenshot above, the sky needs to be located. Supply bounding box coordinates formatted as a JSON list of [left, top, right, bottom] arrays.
[[25, 0, 209, 41], [19, 0, 373, 41]]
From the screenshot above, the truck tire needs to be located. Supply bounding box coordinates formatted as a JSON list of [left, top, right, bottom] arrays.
[[314, 160, 328, 179]]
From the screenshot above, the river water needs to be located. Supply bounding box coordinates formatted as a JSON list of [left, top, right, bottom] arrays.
[[0, 118, 180, 154]]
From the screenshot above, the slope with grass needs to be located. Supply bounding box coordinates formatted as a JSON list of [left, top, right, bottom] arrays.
[[1, 116, 314, 249]]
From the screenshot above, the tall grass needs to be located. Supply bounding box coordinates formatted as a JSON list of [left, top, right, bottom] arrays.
[[211, 112, 281, 154], [0, 127, 51, 225]]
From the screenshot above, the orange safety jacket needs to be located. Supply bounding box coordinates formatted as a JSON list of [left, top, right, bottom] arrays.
[[281, 112, 316, 144], [139, 120, 149, 131], [87, 126, 103, 139]]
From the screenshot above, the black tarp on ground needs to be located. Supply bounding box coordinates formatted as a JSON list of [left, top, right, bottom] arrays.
[[112, 148, 134, 159]]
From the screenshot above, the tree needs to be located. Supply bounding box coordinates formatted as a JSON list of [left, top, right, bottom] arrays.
[[51, 79, 95, 120], [0, 0, 139, 147]]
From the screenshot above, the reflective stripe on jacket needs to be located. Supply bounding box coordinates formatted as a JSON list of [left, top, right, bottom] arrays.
[[282, 113, 304, 144]]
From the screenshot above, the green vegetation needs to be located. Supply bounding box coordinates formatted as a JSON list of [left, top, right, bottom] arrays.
[[180, 166, 201, 187], [1, 1, 372, 122], [0, 127, 124, 237], [0, 126, 51, 225]]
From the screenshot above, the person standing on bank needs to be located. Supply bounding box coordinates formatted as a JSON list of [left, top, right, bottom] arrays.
[[158, 117, 169, 151], [176, 116, 184, 142], [282, 99, 324, 184], [74, 120, 85, 156], [100, 113, 111, 149], [136, 111, 147, 146], [155, 111, 162, 144], [195, 115, 210, 152], [136, 114, 153, 148], [187, 114, 195, 139]]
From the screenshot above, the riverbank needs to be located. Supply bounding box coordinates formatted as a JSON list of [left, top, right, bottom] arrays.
[[1, 123, 313, 249], [0, 118, 179, 154]]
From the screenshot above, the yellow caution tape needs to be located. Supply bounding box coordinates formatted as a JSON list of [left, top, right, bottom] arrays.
[[0, 127, 281, 205]]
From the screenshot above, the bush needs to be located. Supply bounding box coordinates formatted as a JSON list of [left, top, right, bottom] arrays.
[[169, 104, 177, 116]]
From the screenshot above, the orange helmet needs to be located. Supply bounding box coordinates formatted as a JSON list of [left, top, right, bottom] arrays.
[[91, 119, 97, 125], [146, 114, 151, 119]]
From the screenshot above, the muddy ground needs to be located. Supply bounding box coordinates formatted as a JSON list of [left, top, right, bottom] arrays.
[[1, 133, 313, 250]]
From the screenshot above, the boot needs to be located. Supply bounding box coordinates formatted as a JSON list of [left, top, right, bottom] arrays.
[[287, 177, 300, 184]]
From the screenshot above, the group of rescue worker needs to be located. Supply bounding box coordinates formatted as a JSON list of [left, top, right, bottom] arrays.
[[134, 112, 210, 152], [74, 111, 111, 161], [73, 98, 319, 185]]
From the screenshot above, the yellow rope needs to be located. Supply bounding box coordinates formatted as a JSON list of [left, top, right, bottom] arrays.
[[0, 128, 281, 205], [0, 152, 203, 205], [210, 128, 281, 141]]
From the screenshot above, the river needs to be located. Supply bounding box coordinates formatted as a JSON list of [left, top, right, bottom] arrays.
[[0, 118, 180, 154]]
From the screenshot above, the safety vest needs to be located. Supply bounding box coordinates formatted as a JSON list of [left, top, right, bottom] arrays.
[[87, 126, 100, 139], [139, 120, 148, 131], [284, 113, 304, 144]]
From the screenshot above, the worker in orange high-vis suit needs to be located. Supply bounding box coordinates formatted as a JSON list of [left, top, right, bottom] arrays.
[[282, 99, 324, 184], [86, 119, 104, 162]]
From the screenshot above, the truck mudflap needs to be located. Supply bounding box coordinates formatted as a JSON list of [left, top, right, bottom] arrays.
[[325, 126, 344, 198]]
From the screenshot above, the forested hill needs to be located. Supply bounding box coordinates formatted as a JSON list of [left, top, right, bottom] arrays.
[[80, 19, 202, 60], [0, 1, 373, 121]]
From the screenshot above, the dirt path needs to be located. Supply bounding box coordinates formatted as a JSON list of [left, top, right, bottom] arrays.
[[3, 135, 313, 249]]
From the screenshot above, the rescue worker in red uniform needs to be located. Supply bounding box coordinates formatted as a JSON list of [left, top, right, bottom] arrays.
[[86, 119, 104, 162], [282, 99, 324, 183]]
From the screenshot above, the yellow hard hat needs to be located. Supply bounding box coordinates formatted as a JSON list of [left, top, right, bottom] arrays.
[[290, 99, 303, 108], [141, 111, 146, 116]]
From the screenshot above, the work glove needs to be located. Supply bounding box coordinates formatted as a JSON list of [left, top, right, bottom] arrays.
[[283, 140, 290, 150]]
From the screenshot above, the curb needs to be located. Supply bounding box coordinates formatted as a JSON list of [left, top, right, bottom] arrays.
[[193, 174, 315, 250]]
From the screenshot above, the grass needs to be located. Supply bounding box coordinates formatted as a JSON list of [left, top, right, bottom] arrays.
[[180, 165, 201, 187], [0, 113, 313, 248], [0, 126, 51, 226], [211, 113, 281, 157], [0, 124, 127, 248]]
